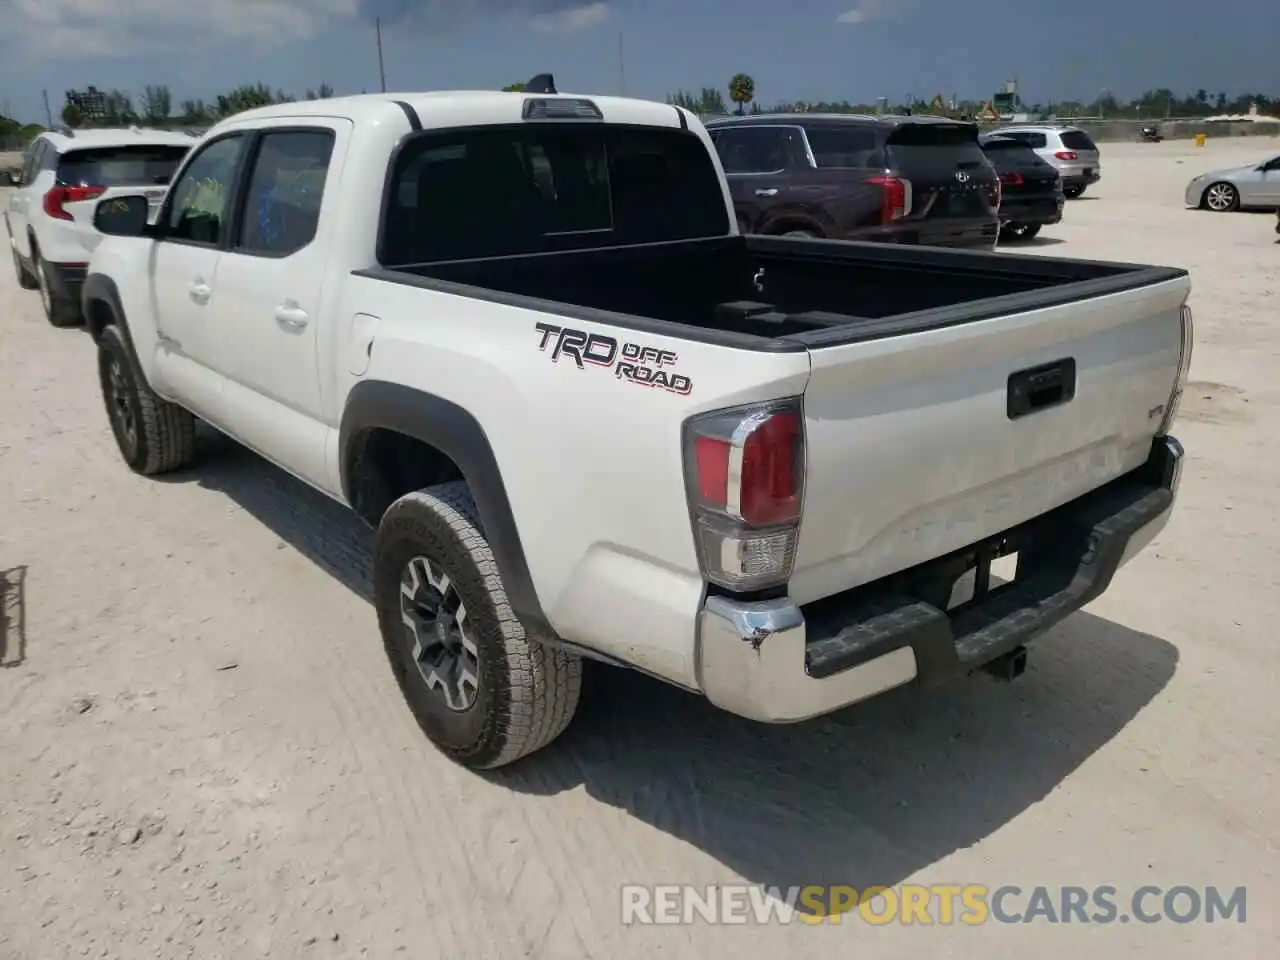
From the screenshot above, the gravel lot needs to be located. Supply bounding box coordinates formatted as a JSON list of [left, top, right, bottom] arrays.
[[1, 138, 1277, 960]]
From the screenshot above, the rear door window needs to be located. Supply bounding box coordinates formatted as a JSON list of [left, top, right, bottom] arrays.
[[712, 127, 804, 174], [801, 126, 883, 168], [236, 129, 335, 256], [1059, 130, 1098, 152], [382, 124, 730, 263], [58, 145, 191, 187]]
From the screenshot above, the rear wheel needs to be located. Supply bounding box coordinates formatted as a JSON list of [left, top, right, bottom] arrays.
[[781, 229, 818, 239], [97, 324, 197, 475], [374, 482, 582, 769], [1062, 184, 1085, 199], [32, 248, 82, 327], [1202, 181, 1239, 212]]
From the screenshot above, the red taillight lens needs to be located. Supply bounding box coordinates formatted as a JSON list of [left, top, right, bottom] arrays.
[[998, 171, 1024, 187], [865, 175, 911, 223], [685, 400, 806, 591], [1054, 150, 1078, 161], [43, 185, 106, 221]]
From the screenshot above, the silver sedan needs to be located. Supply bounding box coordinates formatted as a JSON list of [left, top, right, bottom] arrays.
[[1184, 154, 1280, 211]]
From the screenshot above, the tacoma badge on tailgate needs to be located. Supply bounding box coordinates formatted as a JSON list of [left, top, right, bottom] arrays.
[[534, 321, 693, 396]]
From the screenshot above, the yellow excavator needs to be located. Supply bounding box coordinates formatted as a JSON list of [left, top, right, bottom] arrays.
[[926, 94, 1002, 121]]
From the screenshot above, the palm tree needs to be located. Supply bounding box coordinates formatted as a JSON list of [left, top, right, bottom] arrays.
[[728, 74, 755, 116]]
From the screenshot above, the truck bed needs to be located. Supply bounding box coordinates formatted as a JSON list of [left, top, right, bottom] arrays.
[[366, 234, 1186, 349]]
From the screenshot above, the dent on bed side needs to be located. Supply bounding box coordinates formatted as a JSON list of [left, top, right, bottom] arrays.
[[338, 379, 556, 640]]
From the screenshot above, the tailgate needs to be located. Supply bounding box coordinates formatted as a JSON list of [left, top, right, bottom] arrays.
[[887, 122, 999, 223], [789, 276, 1188, 605]]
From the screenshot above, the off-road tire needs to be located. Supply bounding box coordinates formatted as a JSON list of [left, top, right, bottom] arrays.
[[97, 324, 197, 475], [374, 482, 582, 769], [1062, 184, 1085, 199], [781, 229, 819, 239], [32, 248, 82, 328], [11, 243, 37, 290]]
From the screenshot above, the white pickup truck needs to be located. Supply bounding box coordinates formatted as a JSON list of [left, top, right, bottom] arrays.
[[82, 82, 1193, 770]]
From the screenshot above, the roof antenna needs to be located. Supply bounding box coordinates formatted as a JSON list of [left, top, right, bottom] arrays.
[[524, 73, 557, 95]]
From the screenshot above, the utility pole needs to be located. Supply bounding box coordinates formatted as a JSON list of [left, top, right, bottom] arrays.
[[376, 18, 387, 93], [617, 32, 625, 96], [42, 89, 53, 127]]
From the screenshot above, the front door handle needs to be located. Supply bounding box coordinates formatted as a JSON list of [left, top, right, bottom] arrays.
[[274, 303, 309, 331], [189, 280, 211, 305], [754, 188, 779, 197]]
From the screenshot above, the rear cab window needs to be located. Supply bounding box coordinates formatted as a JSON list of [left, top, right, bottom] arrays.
[[57, 145, 191, 187], [381, 124, 731, 264], [1003, 131, 1048, 150], [1059, 130, 1098, 152], [885, 122, 992, 179], [980, 138, 1046, 168]]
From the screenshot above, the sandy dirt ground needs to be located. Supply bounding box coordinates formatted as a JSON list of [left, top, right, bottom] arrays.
[[2, 137, 1278, 960]]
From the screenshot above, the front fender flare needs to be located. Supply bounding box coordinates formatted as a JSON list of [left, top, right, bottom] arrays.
[[338, 380, 553, 641], [81, 272, 144, 368]]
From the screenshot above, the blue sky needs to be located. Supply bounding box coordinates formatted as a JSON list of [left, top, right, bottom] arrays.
[[0, 0, 1274, 124]]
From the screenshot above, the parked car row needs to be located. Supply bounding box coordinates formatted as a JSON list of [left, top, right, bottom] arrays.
[[5, 125, 195, 326], [703, 115, 1098, 250]]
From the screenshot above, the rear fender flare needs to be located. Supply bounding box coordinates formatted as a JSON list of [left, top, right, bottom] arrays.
[[338, 380, 554, 641]]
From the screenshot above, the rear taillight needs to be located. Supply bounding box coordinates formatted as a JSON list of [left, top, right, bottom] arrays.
[[1160, 303, 1195, 435], [43, 185, 106, 221], [865, 175, 911, 223], [684, 398, 805, 591], [998, 171, 1024, 187], [1054, 150, 1078, 161]]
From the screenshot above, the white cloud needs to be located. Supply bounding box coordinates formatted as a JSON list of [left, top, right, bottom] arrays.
[[528, 2, 609, 34], [0, 0, 360, 59], [835, 0, 917, 26]]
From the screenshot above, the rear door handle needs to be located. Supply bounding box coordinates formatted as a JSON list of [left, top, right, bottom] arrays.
[[274, 303, 309, 331], [189, 281, 211, 305], [754, 188, 778, 197]]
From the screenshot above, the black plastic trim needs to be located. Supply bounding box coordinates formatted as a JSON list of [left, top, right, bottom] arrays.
[[675, 106, 689, 130], [338, 380, 554, 640], [390, 100, 422, 131], [803, 435, 1181, 683]]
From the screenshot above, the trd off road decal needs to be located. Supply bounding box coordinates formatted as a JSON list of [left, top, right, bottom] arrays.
[[534, 322, 693, 396]]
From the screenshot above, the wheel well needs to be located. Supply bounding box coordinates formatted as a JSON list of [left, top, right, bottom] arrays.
[[347, 428, 466, 527], [768, 219, 821, 236]]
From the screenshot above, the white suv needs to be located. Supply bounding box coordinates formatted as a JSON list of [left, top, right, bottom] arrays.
[[986, 124, 1102, 199], [5, 126, 195, 326]]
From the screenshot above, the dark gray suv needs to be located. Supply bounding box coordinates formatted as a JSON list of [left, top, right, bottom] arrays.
[[705, 114, 1001, 249]]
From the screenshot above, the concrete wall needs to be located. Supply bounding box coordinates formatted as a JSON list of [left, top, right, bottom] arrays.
[[978, 119, 1280, 143]]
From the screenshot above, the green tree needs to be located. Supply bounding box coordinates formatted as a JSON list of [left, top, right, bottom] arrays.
[[302, 83, 335, 100], [501, 82, 526, 92], [60, 103, 84, 128], [139, 84, 172, 125], [215, 83, 278, 118], [728, 73, 755, 115]]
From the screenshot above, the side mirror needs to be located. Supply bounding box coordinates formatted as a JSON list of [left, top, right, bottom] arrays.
[[6, 168, 20, 186], [94, 195, 152, 237]]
